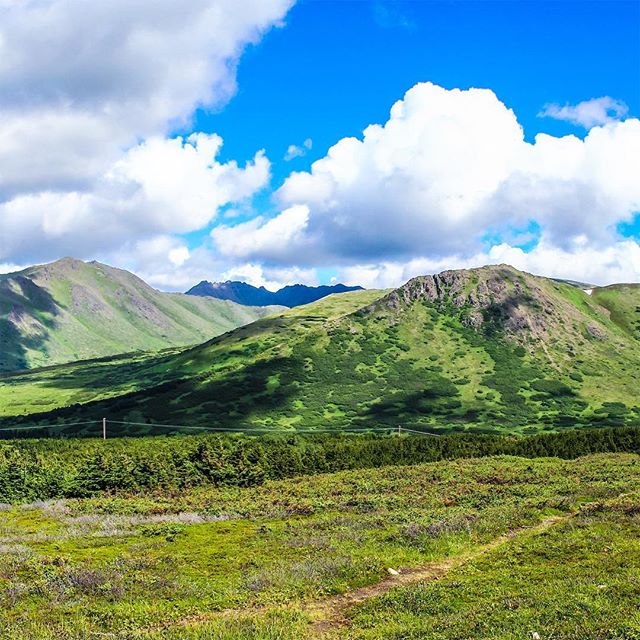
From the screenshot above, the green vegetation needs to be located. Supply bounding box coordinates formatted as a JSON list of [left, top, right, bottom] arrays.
[[0, 426, 639, 502], [592, 283, 640, 339], [0, 257, 280, 371], [0, 452, 638, 639], [343, 496, 640, 639], [2, 265, 638, 638], [1, 265, 639, 435]]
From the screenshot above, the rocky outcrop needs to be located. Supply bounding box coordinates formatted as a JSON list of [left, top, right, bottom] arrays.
[[587, 324, 607, 340], [362, 264, 608, 341]]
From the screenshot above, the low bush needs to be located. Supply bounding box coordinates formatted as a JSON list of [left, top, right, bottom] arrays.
[[1, 425, 639, 503]]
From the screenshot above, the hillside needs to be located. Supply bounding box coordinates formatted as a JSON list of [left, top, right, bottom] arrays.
[[591, 283, 640, 339], [0, 258, 281, 372], [1, 264, 640, 434], [187, 279, 363, 307]]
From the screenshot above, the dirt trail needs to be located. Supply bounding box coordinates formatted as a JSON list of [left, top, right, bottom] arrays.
[[148, 514, 569, 637], [307, 514, 567, 636]]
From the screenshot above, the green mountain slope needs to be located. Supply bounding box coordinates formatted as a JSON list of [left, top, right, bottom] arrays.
[[1, 264, 639, 435], [0, 257, 281, 372], [591, 283, 640, 339]]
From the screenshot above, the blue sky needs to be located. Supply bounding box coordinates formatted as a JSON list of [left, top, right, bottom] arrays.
[[194, 0, 639, 182], [182, 0, 640, 282], [0, 0, 639, 289]]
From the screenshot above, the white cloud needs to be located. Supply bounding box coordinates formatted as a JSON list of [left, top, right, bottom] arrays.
[[486, 239, 640, 285], [168, 247, 191, 267], [0, 134, 270, 264], [0, 0, 293, 196], [0, 0, 293, 264], [115, 240, 221, 291], [284, 138, 313, 161], [0, 262, 26, 275], [337, 238, 640, 289], [3, 9, 638, 303], [0, 109, 121, 200], [215, 83, 640, 271], [539, 96, 629, 129], [109, 240, 318, 292], [220, 263, 318, 290], [108, 133, 270, 234], [212, 204, 309, 261]]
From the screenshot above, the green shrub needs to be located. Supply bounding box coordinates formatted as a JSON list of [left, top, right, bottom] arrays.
[[1, 426, 639, 503]]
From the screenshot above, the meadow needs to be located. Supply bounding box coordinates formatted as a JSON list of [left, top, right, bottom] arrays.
[[0, 452, 638, 639]]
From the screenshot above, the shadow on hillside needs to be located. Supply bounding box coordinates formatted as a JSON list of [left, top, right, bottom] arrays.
[[1, 356, 300, 434], [108, 356, 299, 429], [354, 384, 465, 426], [27, 350, 176, 391], [0, 276, 61, 372], [479, 292, 540, 337]]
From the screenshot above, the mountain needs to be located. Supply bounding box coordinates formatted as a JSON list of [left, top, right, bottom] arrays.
[[2, 264, 640, 435], [0, 257, 281, 372], [273, 283, 365, 307], [186, 279, 363, 307], [186, 280, 275, 306]]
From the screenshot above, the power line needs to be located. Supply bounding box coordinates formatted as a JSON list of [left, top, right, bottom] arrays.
[[0, 417, 442, 437], [106, 420, 245, 432], [0, 420, 100, 432], [105, 419, 396, 433], [397, 427, 442, 436]]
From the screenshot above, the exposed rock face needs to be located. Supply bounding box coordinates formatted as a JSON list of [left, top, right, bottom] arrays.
[[587, 324, 607, 340], [364, 264, 608, 341]]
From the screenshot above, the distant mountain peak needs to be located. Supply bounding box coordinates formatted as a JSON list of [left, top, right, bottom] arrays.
[[0, 257, 280, 372], [186, 280, 363, 307]]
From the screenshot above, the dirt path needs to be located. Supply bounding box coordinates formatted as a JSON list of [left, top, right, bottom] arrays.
[[148, 514, 570, 637], [307, 514, 567, 636]]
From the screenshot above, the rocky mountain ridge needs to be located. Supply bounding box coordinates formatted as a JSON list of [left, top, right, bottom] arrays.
[[366, 264, 614, 343], [186, 279, 363, 307]]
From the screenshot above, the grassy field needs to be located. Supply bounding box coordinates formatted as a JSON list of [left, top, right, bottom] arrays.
[[2, 265, 640, 435], [0, 452, 639, 639]]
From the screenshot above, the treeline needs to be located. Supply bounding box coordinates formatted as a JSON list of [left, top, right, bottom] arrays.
[[1, 426, 639, 503]]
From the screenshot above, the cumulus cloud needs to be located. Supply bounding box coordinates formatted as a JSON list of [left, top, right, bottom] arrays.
[[168, 247, 191, 267], [0, 0, 293, 194], [539, 96, 629, 129], [219, 262, 318, 289], [284, 138, 313, 161], [111, 241, 317, 292], [336, 239, 640, 290], [213, 83, 640, 278], [0, 0, 293, 266], [0, 133, 270, 264], [3, 11, 639, 299], [212, 204, 309, 261], [0, 262, 26, 275]]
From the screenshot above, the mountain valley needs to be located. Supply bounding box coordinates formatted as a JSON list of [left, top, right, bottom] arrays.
[[2, 263, 639, 436]]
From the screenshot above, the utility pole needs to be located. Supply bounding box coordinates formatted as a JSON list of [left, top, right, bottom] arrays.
[[102, 417, 107, 440]]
